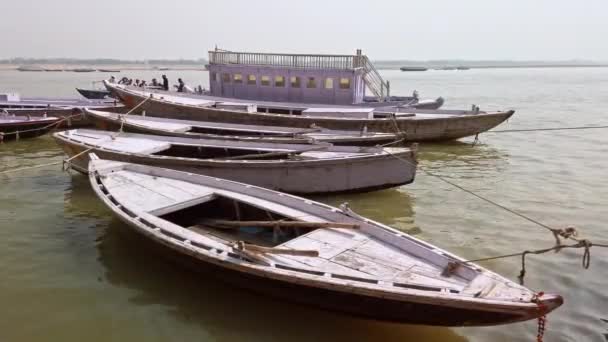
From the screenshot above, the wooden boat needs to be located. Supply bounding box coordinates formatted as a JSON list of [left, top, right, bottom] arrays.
[[106, 82, 514, 142], [76, 88, 111, 100], [87, 155, 563, 326], [55, 129, 417, 194], [400, 66, 428, 72], [72, 68, 96, 73], [16, 65, 44, 72], [83, 108, 402, 146], [0, 113, 61, 141], [0, 92, 125, 128]]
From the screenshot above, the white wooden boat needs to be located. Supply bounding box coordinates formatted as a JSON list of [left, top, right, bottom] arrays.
[[106, 82, 514, 142], [0, 112, 60, 141], [88, 155, 563, 326], [84, 108, 402, 146], [55, 129, 417, 194]]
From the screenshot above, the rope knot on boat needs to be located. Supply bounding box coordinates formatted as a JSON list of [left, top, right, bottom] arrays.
[[550, 226, 578, 244], [531, 292, 548, 342]]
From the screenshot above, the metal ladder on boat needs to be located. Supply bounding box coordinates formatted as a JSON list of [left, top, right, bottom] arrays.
[[356, 50, 390, 102]]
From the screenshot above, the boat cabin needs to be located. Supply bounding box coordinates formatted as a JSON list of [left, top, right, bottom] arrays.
[[207, 49, 390, 105]]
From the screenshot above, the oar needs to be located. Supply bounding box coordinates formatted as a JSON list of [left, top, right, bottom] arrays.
[[216, 144, 330, 160]]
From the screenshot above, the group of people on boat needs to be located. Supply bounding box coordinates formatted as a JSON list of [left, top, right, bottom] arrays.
[[108, 75, 204, 94]]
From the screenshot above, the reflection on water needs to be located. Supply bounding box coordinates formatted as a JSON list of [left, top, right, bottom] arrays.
[[418, 140, 509, 177], [314, 188, 419, 233]]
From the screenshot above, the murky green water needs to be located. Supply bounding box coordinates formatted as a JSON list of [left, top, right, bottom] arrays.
[[1, 68, 607, 341]]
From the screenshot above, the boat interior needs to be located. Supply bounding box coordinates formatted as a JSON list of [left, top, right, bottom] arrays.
[[89, 110, 398, 139], [59, 129, 387, 161]]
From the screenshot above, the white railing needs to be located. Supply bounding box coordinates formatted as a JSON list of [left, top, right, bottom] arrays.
[[209, 50, 390, 101]]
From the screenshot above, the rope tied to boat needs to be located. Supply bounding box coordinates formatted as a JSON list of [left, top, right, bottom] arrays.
[[112, 95, 152, 139], [0, 160, 63, 176], [382, 148, 607, 283], [532, 292, 547, 342], [0, 111, 84, 143]]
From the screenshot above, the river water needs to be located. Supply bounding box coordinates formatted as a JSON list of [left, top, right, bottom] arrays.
[[1, 67, 607, 342]]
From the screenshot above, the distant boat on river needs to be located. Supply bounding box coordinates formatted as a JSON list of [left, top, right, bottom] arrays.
[[400, 66, 428, 72]]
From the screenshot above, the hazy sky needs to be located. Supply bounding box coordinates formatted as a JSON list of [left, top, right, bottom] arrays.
[[2, 0, 607, 60]]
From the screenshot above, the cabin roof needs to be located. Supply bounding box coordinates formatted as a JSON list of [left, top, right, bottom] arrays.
[[208, 49, 367, 71]]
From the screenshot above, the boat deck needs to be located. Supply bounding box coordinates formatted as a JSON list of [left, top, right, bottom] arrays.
[[104, 167, 467, 291]]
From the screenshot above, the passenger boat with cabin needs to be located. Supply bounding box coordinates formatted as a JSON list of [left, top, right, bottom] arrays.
[[0, 112, 61, 141], [87, 155, 563, 326], [55, 129, 417, 194], [84, 108, 402, 146], [107, 81, 513, 142], [104, 49, 513, 141]]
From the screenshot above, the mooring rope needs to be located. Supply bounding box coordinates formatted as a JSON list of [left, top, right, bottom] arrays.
[[382, 148, 608, 284], [63, 96, 152, 171], [0, 112, 84, 143], [487, 125, 608, 133], [0, 161, 63, 175]]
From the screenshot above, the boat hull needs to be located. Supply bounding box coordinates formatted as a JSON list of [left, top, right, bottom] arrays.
[[0, 119, 59, 141], [56, 135, 416, 194], [109, 85, 514, 142], [108, 209, 558, 326], [76, 88, 111, 100], [86, 111, 403, 146], [3, 105, 126, 128]]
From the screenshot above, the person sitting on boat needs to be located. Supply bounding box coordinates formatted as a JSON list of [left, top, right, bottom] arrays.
[[176, 78, 185, 92], [140, 80, 147, 88], [108, 76, 116, 83], [134, 79, 140, 87], [151, 78, 159, 87], [162, 75, 169, 91]]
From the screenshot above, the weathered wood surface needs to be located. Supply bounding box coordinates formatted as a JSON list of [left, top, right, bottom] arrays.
[[87, 157, 563, 326], [84, 108, 401, 146], [55, 129, 417, 194], [201, 219, 359, 229]]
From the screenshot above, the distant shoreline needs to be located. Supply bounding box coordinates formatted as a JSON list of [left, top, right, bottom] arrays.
[[0, 64, 205, 71], [2, 62, 608, 72]]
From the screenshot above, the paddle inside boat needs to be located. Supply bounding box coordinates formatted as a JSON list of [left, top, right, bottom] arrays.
[[87, 155, 563, 326]]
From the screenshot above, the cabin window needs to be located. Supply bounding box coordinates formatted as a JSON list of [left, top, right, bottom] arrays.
[[261, 76, 271, 86], [306, 77, 316, 89], [324, 78, 334, 89], [247, 74, 257, 85], [210, 72, 218, 82], [233, 73, 243, 84], [290, 76, 301, 88], [222, 73, 231, 83], [275, 76, 285, 87], [339, 78, 351, 89]]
